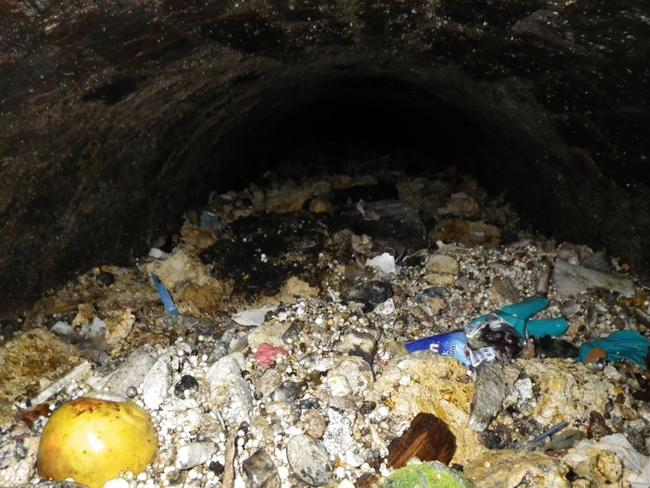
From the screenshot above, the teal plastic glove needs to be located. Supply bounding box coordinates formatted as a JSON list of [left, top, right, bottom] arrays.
[[579, 330, 650, 367], [474, 297, 569, 338]]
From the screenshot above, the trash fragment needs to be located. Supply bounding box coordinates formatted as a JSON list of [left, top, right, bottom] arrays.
[[387, 412, 456, 468], [405, 298, 568, 367], [199, 210, 221, 233], [18, 403, 50, 429], [365, 252, 397, 274], [526, 420, 569, 449], [255, 343, 289, 368], [37, 397, 158, 488], [151, 273, 178, 317], [148, 247, 168, 259], [231, 305, 277, 326], [578, 330, 650, 367], [381, 461, 474, 488]]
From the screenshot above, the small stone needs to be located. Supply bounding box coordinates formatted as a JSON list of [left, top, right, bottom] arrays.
[[344, 281, 393, 312], [334, 332, 378, 365], [325, 375, 353, 397], [206, 353, 253, 427], [174, 374, 199, 399], [308, 197, 333, 214], [545, 429, 585, 451], [96, 271, 115, 287], [176, 442, 217, 470], [552, 258, 634, 298], [103, 346, 157, 397], [271, 381, 303, 403], [423, 296, 446, 316], [286, 435, 332, 486], [433, 219, 501, 247], [582, 250, 611, 273], [50, 321, 73, 337], [326, 356, 374, 395], [141, 355, 171, 410], [587, 411, 612, 439], [469, 362, 506, 432], [424, 255, 459, 286], [303, 410, 327, 439], [489, 277, 519, 305], [438, 192, 480, 217], [365, 253, 397, 275], [242, 448, 281, 488]]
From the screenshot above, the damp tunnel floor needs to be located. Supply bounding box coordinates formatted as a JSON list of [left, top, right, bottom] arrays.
[[1, 148, 650, 487]]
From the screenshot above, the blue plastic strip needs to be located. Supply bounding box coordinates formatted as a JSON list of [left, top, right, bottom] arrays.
[[151, 273, 179, 317]]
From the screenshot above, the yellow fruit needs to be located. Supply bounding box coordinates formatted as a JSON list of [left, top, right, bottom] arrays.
[[37, 397, 158, 488]]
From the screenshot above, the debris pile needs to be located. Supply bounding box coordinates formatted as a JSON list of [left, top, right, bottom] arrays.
[[1, 162, 649, 487]]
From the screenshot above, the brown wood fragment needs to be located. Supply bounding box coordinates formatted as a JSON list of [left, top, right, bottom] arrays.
[[387, 412, 456, 468]]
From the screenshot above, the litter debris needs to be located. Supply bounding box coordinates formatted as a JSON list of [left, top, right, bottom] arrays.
[[365, 252, 397, 275], [151, 273, 179, 317], [380, 461, 474, 488], [199, 210, 221, 233], [579, 330, 650, 367], [405, 298, 569, 367], [255, 343, 289, 368], [36, 397, 158, 488], [387, 412, 456, 468], [0, 166, 647, 488], [231, 305, 277, 326], [148, 247, 169, 259]]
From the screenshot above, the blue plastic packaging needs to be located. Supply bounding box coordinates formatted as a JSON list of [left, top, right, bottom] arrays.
[[405, 297, 569, 367], [151, 273, 179, 317]]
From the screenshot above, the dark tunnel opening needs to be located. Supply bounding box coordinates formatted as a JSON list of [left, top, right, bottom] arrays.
[[207, 76, 505, 192]]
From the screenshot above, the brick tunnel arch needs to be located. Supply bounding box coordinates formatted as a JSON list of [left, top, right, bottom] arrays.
[[0, 1, 648, 318]]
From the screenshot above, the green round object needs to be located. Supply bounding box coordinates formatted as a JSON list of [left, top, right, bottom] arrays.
[[380, 462, 474, 488]]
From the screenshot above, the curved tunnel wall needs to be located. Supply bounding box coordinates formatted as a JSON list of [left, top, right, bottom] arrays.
[[0, 1, 648, 318]]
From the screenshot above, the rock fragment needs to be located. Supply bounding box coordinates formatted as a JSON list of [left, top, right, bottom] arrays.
[[286, 435, 332, 486], [344, 281, 393, 311], [176, 442, 217, 470], [425, 254, 459, 284], [466, 450, 569, 488], [141, 355, 171, 410], [469, 362, 506, 432], [242, 448, 280, 488], [205, 353, 253, 426], [552, 258, 634, 297], [103, 346, 156, 396]]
